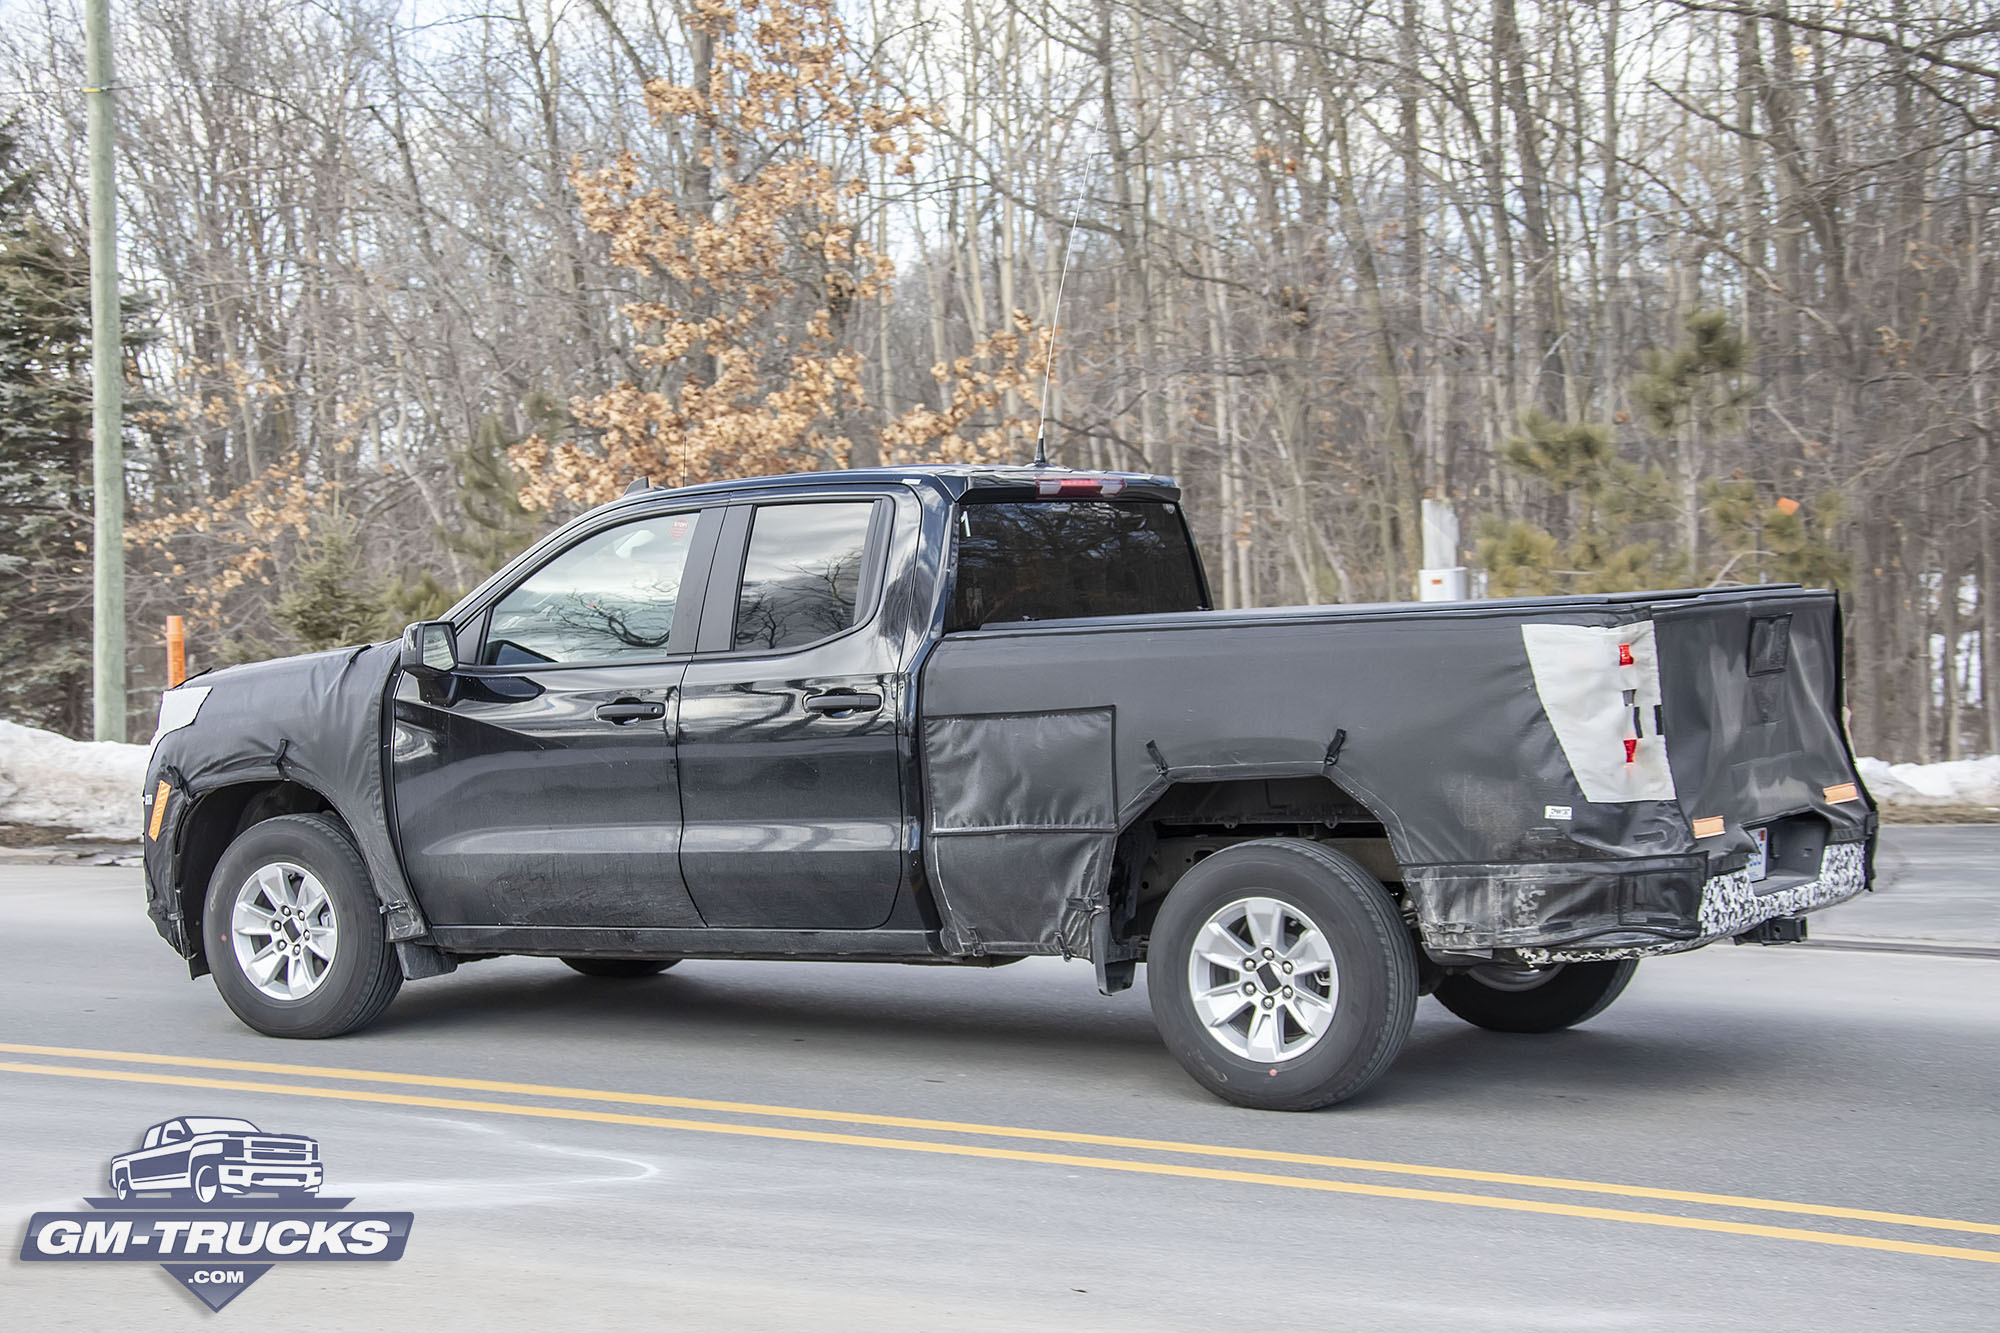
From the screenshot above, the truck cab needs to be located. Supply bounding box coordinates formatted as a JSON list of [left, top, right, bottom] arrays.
[[387, 468, 1205, 942]]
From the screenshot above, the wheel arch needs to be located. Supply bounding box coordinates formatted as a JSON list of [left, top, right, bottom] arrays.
[[169, 778, 343, 975], [1097, 768, 1412, 992]]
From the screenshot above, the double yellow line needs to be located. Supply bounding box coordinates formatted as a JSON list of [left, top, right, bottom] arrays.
[[4, 1042, 1995, 1266]]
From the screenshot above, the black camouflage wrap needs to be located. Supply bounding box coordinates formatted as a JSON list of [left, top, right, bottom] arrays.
[[141, 643, 429, 965], [921, 707, 1118, 956], [917, 586, 1872, 959]]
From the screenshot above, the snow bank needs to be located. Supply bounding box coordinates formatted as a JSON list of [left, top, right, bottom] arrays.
[[1856, 754, 2000, 809], [0, 720, 150, 840]]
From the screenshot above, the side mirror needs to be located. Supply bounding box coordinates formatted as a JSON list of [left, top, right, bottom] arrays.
[[401, 621, 459, 676]]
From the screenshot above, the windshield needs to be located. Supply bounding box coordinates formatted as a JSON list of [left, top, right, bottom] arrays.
[[948, 501, 1208, 629], [181, 1117, 259, 1135]]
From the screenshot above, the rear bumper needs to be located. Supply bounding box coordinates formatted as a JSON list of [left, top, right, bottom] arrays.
[[1407, 839, 1870, 963]]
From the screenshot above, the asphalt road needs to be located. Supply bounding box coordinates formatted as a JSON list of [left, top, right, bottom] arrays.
[[1814, 824, 2000, 949], [4, 830, 1998, 1329]]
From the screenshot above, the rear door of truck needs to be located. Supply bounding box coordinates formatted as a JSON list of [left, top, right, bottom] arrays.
[[674, 491, 910, 930]]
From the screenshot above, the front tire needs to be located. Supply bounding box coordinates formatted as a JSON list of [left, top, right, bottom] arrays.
[[191, 1164, 220, 1205], [1433, 960, 1638, 1033], [560, 957, 680, 978], [203, 814, 403, 1039], [1147, 839, 1418, 1111]]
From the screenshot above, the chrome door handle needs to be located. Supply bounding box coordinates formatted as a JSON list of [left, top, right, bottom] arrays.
[[802, 692, 881, 715], [595, 699, 666, 724]]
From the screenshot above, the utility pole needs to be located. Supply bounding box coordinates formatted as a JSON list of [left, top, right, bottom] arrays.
[[86, 0, 124, 741]]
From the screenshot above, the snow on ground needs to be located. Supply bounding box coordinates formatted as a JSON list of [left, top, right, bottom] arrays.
[[0, 718, 1994, 842], [1856, 754, 2000, 809], [0, 720, 150, 841]]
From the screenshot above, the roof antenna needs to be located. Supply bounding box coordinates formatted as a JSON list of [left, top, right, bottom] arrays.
[[1033, 160, 1096, 469]]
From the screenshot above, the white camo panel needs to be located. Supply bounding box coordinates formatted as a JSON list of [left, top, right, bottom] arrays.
[[1520, 621, 1676, 803]]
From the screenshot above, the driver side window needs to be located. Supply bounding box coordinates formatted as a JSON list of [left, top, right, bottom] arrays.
[[484, 511, 706, 666]]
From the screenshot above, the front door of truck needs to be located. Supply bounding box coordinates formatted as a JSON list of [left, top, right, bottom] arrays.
[[674, 496, 907, 929], [391, 506, 720, 929]]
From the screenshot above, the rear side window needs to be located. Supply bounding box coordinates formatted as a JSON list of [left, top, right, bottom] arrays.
[[949, 501, 1208, 629], [484, 511, 704, 665], [732, 502, 877, 651]]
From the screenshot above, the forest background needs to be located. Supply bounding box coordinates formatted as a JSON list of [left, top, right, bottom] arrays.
[[0, 0, 1993, 763]]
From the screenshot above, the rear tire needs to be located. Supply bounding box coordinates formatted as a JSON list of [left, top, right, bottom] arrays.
[[560, 957, 680, 978], [1434, 960, 1638, 1033], [1147, 839, 1418, 1111], [203, 814, 403, 1039]]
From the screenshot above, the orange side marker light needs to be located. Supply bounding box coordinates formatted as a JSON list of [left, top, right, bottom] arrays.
[[147, 781, 170, 841]]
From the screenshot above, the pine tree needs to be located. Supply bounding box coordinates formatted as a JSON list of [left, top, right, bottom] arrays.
[[1703, 480, 1849, 587], [1631, 309, 1752, 565], [1629, 310, 1750, 437], [0, 125, 93, 734], [1477, 312, 1845, 597], [272, 515, 384, 652], [1475, 410, 1681, 596], [378, 396, 556, 625], [445, 400, 550, 576], [382, 570, 456, 626], [1638, 312, 1843, 589]]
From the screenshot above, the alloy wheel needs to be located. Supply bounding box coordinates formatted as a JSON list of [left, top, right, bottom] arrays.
[[230, 861, 340, 1001], [1184, 895, 1340, 1062]]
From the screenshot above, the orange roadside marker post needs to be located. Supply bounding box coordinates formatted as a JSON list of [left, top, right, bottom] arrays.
[[166, 615, 186, 688]]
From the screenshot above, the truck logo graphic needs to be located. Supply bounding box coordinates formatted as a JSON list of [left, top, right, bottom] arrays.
[[109, 1116, 324, 1204], [19, 1114, 412, 1311]]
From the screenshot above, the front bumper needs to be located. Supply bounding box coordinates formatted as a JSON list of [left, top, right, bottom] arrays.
[[219, 1162, 323, 1191], [1406, 840, 1869, 963]]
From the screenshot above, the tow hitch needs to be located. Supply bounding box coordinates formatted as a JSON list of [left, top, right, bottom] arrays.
[[1735, 916, 1809, 946]]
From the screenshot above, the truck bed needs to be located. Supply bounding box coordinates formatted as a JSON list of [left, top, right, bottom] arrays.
[[916, 584, 1873, 961]]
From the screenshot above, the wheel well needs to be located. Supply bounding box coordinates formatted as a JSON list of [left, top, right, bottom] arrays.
[[1110, 776, 1406, 951], [174, 780, 338, 967]]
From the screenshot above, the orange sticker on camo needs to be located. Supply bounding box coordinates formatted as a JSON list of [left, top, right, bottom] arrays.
[[1824, 783, 1861, 804], [147, 781, 170, 840], [1691, 816, 1726, 839]]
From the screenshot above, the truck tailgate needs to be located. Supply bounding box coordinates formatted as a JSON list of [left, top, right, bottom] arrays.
[[1651, 588, 1873, 877]]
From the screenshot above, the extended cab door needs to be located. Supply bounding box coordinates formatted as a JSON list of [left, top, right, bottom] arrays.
[[391, 506, 720, 929], [130, 1121, 191, 1187], [674, 494, 908, 929]]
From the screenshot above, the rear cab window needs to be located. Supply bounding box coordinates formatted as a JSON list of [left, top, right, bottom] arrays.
[[730, 501, 879, 652], [948, 500, 1209, 629]]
